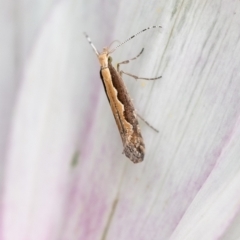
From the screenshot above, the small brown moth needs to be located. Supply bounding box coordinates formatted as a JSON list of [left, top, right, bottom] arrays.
[[84, 26, 161, 163]]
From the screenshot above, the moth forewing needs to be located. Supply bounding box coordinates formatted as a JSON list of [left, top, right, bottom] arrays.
[[107, 59, 145, 163]]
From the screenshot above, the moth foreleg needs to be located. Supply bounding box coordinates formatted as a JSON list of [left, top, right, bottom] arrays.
[[117, 48, 144, 72]]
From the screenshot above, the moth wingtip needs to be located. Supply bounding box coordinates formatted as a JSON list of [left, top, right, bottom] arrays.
[[132, 157, 144, 164], [124, 145, 145, 164]]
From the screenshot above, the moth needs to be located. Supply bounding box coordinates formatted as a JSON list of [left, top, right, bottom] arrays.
[[84, 26, 161, 163]]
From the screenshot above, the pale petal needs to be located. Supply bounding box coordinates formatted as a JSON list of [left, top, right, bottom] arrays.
[[0, 1, 16, 167], [2, 0, 240, 240]]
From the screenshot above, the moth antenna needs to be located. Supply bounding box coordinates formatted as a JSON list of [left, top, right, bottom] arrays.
[[84, 32, 99, 56], [109, 25, 162, 54], [107, 40, 121, 51]]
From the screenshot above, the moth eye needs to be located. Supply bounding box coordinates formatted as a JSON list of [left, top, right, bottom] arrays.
[[108, 56, 112, 62]]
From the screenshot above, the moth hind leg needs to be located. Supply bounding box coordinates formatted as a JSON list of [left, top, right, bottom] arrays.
[[137, 113, 159, 133]]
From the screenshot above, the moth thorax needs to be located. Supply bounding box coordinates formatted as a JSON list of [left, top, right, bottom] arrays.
[[98, 53, 108, 68]]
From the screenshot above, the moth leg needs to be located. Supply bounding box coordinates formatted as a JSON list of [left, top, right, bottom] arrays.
[[120, 71, 162, 81], [117, 48, 161, 80], [117, 48, 144, 72], [137, 113, 159, 133]]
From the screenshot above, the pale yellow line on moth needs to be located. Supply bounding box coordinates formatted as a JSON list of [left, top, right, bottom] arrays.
[[101, 68, 133, 143]]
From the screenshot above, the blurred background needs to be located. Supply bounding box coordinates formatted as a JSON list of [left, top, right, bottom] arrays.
[[1, 0, 240, 240]]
